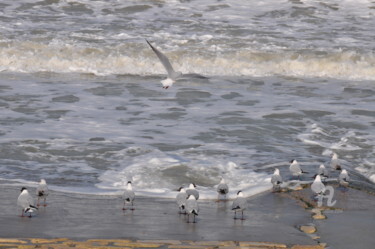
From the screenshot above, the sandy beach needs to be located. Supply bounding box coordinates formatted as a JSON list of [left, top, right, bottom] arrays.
[[1, 184, 374, 248]]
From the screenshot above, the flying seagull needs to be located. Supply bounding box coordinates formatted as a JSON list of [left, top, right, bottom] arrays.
[[36, 179, 49, 207], [176, 187, 188, 214], [186, 195, 199, 223], [146, 39, 182, 89], [216, 178, 229, 200], [271, 168, 283, 192], [17, 187, 38, 217], [122, 181, 135, 210], [232, 191, 247, 220]]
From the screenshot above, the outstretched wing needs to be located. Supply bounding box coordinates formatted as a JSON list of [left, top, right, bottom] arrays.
[[146, 39, 176, 78]]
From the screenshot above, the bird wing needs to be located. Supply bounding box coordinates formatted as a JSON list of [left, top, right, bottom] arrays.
[[123, 190, 135, 201], [271, 174, 282, 185], [146, 39, 176, 78], [232, 197, 245, 210]]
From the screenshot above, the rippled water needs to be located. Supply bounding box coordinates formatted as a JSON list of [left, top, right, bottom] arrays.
[[0, 0, 374, 198]]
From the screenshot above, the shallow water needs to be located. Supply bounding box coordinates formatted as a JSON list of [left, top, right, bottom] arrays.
[[0, 0, 374, 198]]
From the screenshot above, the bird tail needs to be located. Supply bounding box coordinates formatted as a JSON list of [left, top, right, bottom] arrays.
[[192, 210, 198, 216], [232, 206, 240, 210]]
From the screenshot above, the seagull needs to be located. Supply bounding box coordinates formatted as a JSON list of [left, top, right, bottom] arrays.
[[271, 168, 283, 192], [146, 39, 182, 89], [36, 179, 49, 207], [176, 187, 188, 214], [330, 153, 341, 170], [17, 187, 38, 217], [216, 178, 229, 200], [186, 183, 199, 200], [316, 164, 329, 182], [338, 169, 350, 188], [289, 159, 307, 179], [122, 181, 135, 210], [311, 175, 326, 196], [232, 191, 247, 220], [186, 195, 199, 223]]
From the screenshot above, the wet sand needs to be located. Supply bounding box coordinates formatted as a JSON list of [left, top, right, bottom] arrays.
[[1, 185, 374, 248]]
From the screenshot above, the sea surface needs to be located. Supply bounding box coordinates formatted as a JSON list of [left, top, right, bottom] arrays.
[[0, 0, 374, 199]]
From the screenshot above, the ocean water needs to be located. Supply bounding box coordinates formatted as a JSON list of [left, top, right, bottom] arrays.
[[0, 0, 374, 199]]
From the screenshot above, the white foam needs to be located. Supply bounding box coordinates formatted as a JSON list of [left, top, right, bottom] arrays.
[[1, 40, 374, 80], [97, 152, 271, 199]]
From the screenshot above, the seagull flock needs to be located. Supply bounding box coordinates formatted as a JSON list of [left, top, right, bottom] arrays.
[[271, 153, 351, 199], [17, 153, 350, 222]]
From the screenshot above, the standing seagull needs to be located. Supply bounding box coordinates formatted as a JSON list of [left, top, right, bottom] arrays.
[[186, 195, 199, 223], [122, 181, 135, 210], [216, 178, 229, 200], [311, 175, 326, 196], [186, 183, 199, 200], [289, 159, 306, 179], [330, 153, 341, 170], [232, 191, 247, 220], [271, 168, 283, 192], [36, 179, 49, 207], [338, 169, 350, 188], [17, 187, 38, 217], [176, 187, 188, 214], [146, 39, 182, 89], [317, 164, 329, 182]]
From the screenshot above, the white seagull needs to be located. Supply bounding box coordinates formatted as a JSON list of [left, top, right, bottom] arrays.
[[289, 159, 306, 179], [176, 187, 188, 214], [146, 39, 182, 89], [311, 175, 326, 196], [271, 168, 283, 192], [330, 153, 341, 170], [338, 169, 350, 187], [36, 179, 49, 207], [232, 191, 247, 220], [186, 194, 199, 223], [17, 187, 38, 217], [216, 178, 229, 200], [317, 164, 329, 182], [186, 183, 199, 200], [122, 181, 135, 210]]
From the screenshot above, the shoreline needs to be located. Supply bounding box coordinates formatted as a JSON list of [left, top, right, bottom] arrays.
[[1, 184, 375, 248]]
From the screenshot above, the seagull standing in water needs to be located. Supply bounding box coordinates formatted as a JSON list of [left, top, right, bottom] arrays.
[[17, 187, 38, 217], [330, 153, 341, 171], [311, 175, 326, 196], [271, 168, 283, 192], [146, 39, 182, 89], [216, 178, 229, 200], [289, 159, 306, 179], [317, 164, 329, 182], [176, 187, 188, 214], [232, 191, 247, 220], [186, 183, 199, 200], [338, 169, 350, 188], [36, 179, 49, 207], [186, 195, 199, 223], [122, 181, 135, 210]]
